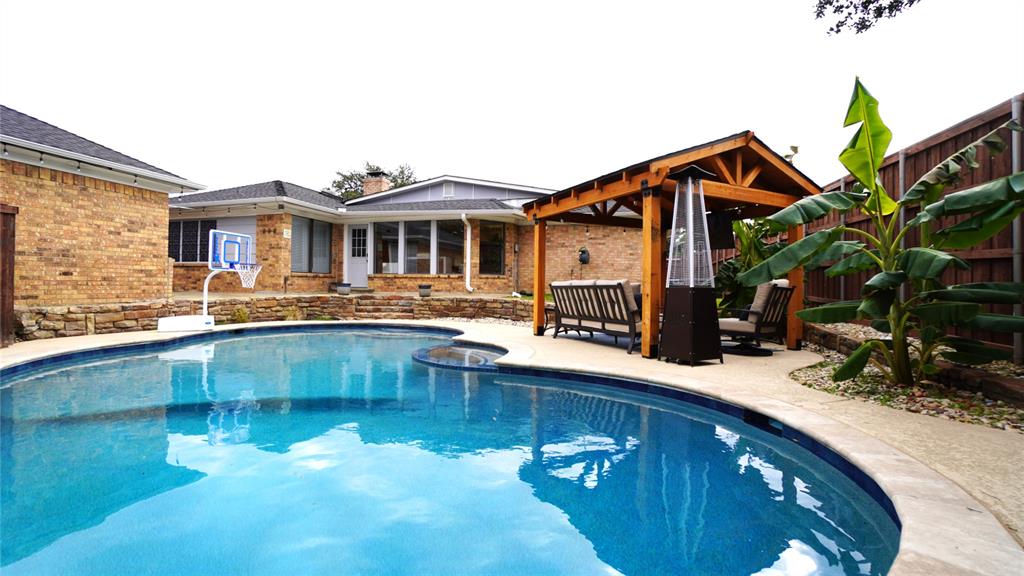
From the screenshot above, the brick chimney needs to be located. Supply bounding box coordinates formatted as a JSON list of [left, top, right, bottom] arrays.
[[362, 170, 392, 196]]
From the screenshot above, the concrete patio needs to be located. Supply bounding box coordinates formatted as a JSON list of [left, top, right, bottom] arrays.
[[2, 319, 1022, 575]]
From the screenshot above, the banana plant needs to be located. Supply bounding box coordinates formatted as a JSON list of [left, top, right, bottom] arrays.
[[715, 219, 782, 312], [738, 78, 1024, 386]]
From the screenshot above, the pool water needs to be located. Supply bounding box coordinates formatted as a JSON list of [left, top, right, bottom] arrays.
[[1, 328, 899, 575]]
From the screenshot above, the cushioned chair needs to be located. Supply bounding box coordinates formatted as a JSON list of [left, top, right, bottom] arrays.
[[719, 279, 793, 350], [550, 279, 642, 354]]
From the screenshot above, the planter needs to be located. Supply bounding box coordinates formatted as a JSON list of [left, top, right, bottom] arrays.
[[333, 282, 351, 295], [418, 284, 432, 298]]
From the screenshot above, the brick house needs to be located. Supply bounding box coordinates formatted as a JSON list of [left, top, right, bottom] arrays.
[[170, 174, 643, 295], [0, 105, 204, 307]]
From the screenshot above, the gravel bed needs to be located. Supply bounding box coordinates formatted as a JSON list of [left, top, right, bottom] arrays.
[[793, 342, 1024, 433], [821, 322, 1023, 380]]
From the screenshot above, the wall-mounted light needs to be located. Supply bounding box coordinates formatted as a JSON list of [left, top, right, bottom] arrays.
[[133, 175, 138, 186], [39, 153, 45, 165], [76, 161, 82, 172], [2, 144, 8, 156]]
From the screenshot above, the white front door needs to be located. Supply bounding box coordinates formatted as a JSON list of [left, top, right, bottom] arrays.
[[349, 225, 368, 288]]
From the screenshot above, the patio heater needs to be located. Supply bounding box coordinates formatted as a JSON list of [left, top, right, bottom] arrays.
[[660, 165, 723, 365]]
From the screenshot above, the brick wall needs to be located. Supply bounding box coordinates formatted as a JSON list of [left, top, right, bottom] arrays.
[[0, 159, 171, 305], [172, 212, 344, 293], [517, 222, 642, 292]]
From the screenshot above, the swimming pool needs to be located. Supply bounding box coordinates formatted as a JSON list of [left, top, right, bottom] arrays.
[[1, 326, 899, 575]]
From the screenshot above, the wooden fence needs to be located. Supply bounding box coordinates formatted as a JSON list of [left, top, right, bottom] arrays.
[[714, 94, 1023, 352]]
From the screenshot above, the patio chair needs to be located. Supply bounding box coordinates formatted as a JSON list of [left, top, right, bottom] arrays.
[[550, 279, 641, 354], [719, 279, 793, 355]]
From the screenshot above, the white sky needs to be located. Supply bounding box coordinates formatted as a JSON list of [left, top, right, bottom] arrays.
[[1, 0, 1021, 192]]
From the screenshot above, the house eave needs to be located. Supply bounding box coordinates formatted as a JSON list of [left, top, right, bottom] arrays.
[[1, 135, 204, 191], [344, 175, 555, 205]]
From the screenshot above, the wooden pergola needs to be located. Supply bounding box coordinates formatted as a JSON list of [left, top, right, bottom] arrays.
[[522, 131, 821, 358]]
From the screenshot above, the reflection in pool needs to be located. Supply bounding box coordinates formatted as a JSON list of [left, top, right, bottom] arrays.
[[1, 329, 899, 575]]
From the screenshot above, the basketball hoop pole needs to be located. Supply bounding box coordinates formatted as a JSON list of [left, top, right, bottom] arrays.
[[202, 269, 222, 316]]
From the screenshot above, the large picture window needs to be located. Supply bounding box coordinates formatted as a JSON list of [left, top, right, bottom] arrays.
[[404, 221, 431, 274], [479, 221, 505, 275], [435, 220, 464, 274], [291, 216, 332, 273], [374, 222, 400, 273], [168, 219, 217, 262]]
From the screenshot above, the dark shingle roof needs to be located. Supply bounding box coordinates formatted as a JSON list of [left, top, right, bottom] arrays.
[[0, 105, 182, 178], [345, 199, 515, 212], [170, 181, 344, 210]]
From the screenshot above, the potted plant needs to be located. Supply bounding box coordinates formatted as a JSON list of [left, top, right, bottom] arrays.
[[419, 284, 432, 297]]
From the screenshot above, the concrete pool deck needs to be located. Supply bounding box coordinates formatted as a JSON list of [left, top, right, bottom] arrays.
[[2, 319, 1022, 575]]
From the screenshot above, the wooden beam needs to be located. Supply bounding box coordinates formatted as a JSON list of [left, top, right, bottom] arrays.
[[641, 186, 663, 358], [741, 164, 763, 187], [698, 180, 801, 209], [649, 132, 751, 173], [734, 152, 743, 186], [746, 138, 821, 196], [532, 220, 547, 336], [545, 212, 643, 229], [711, 156, 736, 185], [589, 204, 603, 216], [526, 174, 665, 220], [786, 224, 805, 350], [607, 199, 624, 216]]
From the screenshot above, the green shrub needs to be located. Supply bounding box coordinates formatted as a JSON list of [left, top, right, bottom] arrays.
[[230, 307, 250, 324]]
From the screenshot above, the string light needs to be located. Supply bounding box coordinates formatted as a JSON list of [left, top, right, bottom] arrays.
[[1, 144, 7, 156], [76, 161, 82, 172], [39, 153, 45, 165]]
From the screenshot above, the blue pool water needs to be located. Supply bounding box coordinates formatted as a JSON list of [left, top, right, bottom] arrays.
[[1, 327, 899, 575]]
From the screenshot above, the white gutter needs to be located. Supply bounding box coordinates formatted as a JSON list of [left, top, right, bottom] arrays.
[[1, 136, 205, 190], [461, 213, 474, 293]]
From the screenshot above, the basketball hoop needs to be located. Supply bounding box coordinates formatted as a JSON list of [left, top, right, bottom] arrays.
[[234, 263, 262, 289]]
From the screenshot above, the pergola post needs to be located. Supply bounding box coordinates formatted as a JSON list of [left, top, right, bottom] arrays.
[[641, 183, 662, 358], [786, 224, 805, 350], [532, 219, 547, 336]]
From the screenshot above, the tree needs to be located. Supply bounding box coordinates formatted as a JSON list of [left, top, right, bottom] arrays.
[[739, 78, 1023, 386], [814, 0, 923, 34], [325, 162, 418, 202]]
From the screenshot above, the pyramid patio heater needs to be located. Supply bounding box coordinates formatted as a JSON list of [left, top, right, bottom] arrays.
[[660, 165, 723, 365]]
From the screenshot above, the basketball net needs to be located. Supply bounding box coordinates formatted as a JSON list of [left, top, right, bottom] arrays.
[[234, 263, 262, 289]]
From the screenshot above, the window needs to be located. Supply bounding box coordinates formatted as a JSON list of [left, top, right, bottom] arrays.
[[373, 222, 400, 273], [351, 227, 367, 258], [291, 216, 332, 273], [435, 220, 464, 274], [442, 182, 455, 198], [168, 219, 217, 262], [404, 221, 431, 274], [479, 221, 505, 275]]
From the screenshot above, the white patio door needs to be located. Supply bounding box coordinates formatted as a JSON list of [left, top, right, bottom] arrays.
[[349, 225, 368, 287]]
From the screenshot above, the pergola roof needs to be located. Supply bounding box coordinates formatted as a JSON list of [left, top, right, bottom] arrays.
[[524, 131, 821, 357], [523, 131, 820, 224]]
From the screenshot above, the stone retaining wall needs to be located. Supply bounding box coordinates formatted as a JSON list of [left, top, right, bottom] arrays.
[[13, 294, 541, 340], [804, 323, 1024, 405]]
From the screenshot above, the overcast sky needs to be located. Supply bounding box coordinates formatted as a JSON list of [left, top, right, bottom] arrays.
[[1, 0, 1021, 192]]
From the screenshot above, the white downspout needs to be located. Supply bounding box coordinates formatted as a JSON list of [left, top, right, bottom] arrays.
[[462, 213, 474, 292]]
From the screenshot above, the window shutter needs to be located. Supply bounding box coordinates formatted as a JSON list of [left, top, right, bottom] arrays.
[[291, 217, 311, 272], [312, 221, 331, 273]]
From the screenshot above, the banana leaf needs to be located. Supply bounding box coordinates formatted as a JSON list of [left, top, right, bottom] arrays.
[[921, 288, 1024, 305], [967, 313, 1024, 333], [825, 249, 880, 277], [807, 240, 865, 269], [738, 228, 841, 287], [933, 203, 1024, 250], [862, 271, 907, 295], [767, 191, 868, 229], [870, 319, 892, 333], [833, 340, 877, 381], [857, 290, 894, 319], [950, 282, 1024, 295], [897, 248, 968, 280], [922, 172, 1024, 217], [839, 79, 892, 204], [902, 120, 1018, 205], [796, 301, 860, 323], [912, 302, 980, 326], [937, 336, 1012, 365]]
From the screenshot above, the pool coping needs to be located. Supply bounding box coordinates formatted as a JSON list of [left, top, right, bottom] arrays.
[[2, 319, 1022, 575]]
